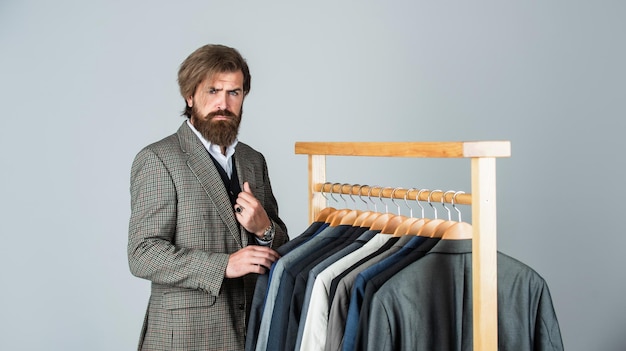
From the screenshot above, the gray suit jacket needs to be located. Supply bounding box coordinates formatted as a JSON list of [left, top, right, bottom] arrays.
[[128, 122, 288, 351], [363, 239, 563, 351]]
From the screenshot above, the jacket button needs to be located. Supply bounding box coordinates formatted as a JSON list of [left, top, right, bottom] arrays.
[[238, 303, 245, 310]]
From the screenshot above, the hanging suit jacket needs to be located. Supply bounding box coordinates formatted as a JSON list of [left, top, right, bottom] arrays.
[[262, 225, 354, 351], [363, 239, 564, 351], [128, 122, 288, 351], [255, 224, 343, 351], [245, 221, 326, 351]]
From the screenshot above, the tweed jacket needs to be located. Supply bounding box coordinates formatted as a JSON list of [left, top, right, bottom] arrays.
[[128, 122, 288, 351]]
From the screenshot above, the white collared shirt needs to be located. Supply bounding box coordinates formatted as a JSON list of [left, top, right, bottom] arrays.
[[187, 119, 238, 178]]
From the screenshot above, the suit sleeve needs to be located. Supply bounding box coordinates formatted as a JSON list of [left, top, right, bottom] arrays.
[[127, 147, 228, 296], [534, 282, 565, 351]]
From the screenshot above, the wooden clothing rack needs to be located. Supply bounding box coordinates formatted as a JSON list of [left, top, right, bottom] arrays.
[[295, 141, 511, 351]]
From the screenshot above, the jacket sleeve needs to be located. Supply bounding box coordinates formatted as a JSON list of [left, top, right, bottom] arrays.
[[257, 152, 289, 248], [127, 147, 228, 297], [534, 282, 565, 351]]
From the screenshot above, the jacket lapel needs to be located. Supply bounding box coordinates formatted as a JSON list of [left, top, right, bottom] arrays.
[[234, 147, 256, 247], [234, 147, 256, 193], [176, 122, 243, 248]]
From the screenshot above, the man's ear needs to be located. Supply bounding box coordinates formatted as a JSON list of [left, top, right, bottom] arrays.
[[186, 96, 193, 108]]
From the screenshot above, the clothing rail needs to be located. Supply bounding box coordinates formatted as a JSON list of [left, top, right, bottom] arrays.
[[314, 183, 473, 206], [295, 141, 511, 351]]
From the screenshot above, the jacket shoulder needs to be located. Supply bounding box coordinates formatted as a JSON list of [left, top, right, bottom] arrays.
[[145, 133, 180, 153], [235, 141, 264, 160], [130, 132, 183, 176]]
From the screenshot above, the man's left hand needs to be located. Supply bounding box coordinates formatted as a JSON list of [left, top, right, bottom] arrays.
[[234, 182, 271, 237]]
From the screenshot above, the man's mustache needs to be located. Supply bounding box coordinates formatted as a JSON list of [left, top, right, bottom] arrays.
[[207, 109, 237, 119]]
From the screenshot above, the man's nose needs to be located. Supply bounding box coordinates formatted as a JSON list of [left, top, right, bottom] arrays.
[[214, 92, 227, 110]]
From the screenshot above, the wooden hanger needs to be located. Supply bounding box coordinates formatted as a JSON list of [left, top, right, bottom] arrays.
[[359, 212, 383, 228], [337, 209, 362, 226], [431, 220, 456, 238], [380, 215, 407, 234], [324, 210, 338, 224], [392, 217, 419, 237], [441, 221, 473, 240], [404, 218, 429, 236], [353, 211, 373, 227], [328, 209, 351, 226], [416, 218, 445, 238], [368, 213, 396, 231], [314, 207, 336, 222]]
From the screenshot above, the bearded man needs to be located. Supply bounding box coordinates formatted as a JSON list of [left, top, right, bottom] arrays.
[[128, 44, 289, 351]]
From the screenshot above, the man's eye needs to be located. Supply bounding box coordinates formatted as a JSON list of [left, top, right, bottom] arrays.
[[229, 91, 239, 96], [208, 88, 217, 94]]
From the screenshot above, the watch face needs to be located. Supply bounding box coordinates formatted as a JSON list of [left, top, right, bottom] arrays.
[[262, 227, 274, 241]]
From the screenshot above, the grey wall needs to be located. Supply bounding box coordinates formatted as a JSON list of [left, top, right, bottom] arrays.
[[1, 0, 624, 350]]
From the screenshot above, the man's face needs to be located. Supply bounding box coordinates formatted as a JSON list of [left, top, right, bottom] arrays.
[[187, 71, 245, 147]]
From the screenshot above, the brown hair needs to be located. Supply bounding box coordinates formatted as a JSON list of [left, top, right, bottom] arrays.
[[178, 44, 251, 117]]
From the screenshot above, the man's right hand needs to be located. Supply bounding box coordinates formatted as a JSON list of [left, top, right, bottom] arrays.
[[225, 245, 280, 278]]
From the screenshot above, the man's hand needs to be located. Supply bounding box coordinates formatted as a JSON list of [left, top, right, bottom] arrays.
[[225, 245, 280, 278], [234, 182, 271, 237]]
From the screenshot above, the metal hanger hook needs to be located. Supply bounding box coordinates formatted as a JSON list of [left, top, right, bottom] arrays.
[[428, 189, 442, 219], [367, 185, 380, 212], [356, 184, 368, 209], [416, 189, 428, 218], [338, 183, 351, 208], [390, 187, 403, 215], [452, 191, 466, 222], [380, 187, 392, 213], [404, 188, 416, 218], [320, 182, 332, 202], [328, 182, 341, 204], [441, 190, 456, 221], [347, 184, 359, 208]]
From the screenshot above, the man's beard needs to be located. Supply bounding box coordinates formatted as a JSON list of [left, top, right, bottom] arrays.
[[191, 106, 242, 147]]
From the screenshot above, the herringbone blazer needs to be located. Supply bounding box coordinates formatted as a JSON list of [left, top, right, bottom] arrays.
[[128, 122, 288, 351]]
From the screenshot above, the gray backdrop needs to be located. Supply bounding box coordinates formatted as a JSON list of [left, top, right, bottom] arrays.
[[1, 0, 624, 350]]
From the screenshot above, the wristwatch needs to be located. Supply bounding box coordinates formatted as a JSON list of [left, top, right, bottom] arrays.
[[261, 222, 275, 242]]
